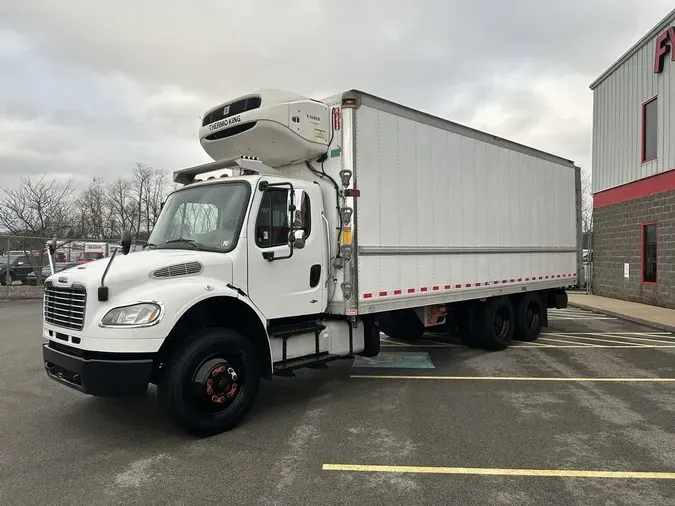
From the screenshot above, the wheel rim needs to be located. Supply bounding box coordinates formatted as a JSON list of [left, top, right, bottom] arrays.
[[493, 307, 511, 340], [525, 301, 540, 330], [191, 357, 243, 413]]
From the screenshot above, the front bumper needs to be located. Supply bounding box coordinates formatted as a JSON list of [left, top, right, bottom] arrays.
[[42, 341, 154, 398]]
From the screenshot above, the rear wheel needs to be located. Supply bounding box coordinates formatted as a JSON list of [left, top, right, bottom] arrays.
[[475, 297, 514, 351], [157, 327, 260, 437], [451, 304, 482, 348], [360, 317, 381, 357], [514, 293, 543, 342], [377, 309, 425, 341]]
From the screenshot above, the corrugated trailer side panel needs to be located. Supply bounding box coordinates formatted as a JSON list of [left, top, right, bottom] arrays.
[[352, 100, 579, 313]]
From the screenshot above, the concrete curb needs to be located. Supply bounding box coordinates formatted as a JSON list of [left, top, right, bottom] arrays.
[[568, 301, 675, 333]]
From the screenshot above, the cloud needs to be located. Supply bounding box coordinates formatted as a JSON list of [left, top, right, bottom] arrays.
[[0, 1, 672, 189]]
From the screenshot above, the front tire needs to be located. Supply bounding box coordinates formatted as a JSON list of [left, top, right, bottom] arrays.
[[157, 327, 260, 437]]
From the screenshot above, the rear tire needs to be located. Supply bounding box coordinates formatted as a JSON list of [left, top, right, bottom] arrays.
[[514, 293, 543, 342], [451, 304, 482, 348], [475, 297, 514, 351], [157, 327, 260, 437], [360, 317, 381, 357], [377, 309, 425, 341]]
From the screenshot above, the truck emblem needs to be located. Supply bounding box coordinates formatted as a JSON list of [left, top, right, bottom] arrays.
[[223, 105, 230, 115]]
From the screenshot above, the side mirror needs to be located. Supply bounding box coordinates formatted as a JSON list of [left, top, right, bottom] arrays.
[[120, 230, 132, 255], [288, 188, 307, 250], [160, 200, 166, 211], [291, 229, 306, 249]]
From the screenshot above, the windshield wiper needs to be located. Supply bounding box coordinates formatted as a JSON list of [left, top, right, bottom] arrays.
[[164, 237, 200, 249]]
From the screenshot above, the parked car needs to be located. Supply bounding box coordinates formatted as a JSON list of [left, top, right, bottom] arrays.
[[0, 253, 49, 286], [75, 251, 104, 264], [25, 262, 76, 286]]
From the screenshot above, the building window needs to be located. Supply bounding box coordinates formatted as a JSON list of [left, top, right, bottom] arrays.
[[642, 223, 657, 284], [641, 96, 657, 162]]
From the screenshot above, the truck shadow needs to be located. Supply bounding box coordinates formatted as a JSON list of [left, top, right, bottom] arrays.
[[54, 344, 480, 442]]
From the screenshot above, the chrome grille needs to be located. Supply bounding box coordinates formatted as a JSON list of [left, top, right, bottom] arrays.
[[43, 282, 87, 331]]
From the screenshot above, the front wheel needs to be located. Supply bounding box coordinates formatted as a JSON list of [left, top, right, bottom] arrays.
[[157, 327, 261, 437]]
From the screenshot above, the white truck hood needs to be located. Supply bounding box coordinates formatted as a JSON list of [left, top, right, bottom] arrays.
[[47, 249, 233, 294]]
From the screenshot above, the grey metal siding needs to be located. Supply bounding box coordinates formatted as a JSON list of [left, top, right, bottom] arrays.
[[592, 19, 675, 193]]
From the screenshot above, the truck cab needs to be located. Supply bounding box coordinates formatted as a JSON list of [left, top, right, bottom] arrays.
[[40, 90, 378, 437]]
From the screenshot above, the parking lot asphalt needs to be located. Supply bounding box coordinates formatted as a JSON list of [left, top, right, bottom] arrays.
[[2, 300, 675, 505]]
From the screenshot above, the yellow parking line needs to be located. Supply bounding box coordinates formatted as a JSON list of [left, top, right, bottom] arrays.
[[322, 463, 675, 479], [350, 375, 675, 382]]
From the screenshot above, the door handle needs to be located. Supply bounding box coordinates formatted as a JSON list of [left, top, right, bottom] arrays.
[[309, 264, 321, 288]]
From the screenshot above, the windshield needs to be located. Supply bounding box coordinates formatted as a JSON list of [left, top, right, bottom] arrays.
[[0, 256, 7, 265], [147, 181, 251, 252]]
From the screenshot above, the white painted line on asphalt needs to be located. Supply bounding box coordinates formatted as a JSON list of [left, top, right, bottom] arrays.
[[599, 334, 675, 345], [549, 316, 618, 321], [350, 375, 675, 382], [550, 334, 651, 347], [322, 463, 675, 479], [541, 332, 673, 336], [537, 336, 598, 346]]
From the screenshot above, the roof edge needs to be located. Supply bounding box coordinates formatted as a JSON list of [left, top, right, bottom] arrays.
[[589, 8, 675, 90]]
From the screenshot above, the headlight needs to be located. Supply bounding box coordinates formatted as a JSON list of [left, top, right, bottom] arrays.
[[101, 302, 163, 327]]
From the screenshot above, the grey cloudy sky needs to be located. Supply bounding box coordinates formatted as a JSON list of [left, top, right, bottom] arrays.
[[0, 0, 672, 190]]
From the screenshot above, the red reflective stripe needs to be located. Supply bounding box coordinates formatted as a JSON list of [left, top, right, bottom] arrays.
[[364, 273, 579, 297]]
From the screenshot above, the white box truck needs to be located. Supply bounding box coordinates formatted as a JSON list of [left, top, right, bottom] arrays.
[[41, 89, 581, 436]]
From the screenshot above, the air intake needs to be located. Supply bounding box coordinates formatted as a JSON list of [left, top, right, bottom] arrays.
[[151, 261, 203, 279]]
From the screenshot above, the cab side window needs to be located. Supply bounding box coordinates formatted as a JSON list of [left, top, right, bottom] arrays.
[[256, 188, 290, 248]]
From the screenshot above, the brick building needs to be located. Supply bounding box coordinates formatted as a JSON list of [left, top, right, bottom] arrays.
[[590, 8, 675, 308]]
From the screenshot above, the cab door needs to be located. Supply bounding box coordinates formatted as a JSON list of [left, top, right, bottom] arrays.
[[246, 181, 327, 320]]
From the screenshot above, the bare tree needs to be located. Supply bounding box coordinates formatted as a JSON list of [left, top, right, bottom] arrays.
[[143, 168, 171, 236], [580, 168, 592, 234], [107, 177, 138, 237], [76, 177, 113, 239], [131, 163, 154, 237], [0, 174, 76, 236]]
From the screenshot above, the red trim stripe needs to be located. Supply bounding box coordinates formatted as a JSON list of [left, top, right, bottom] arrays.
[[360, 273, 578, 299], [593, 168, 675, 208]]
